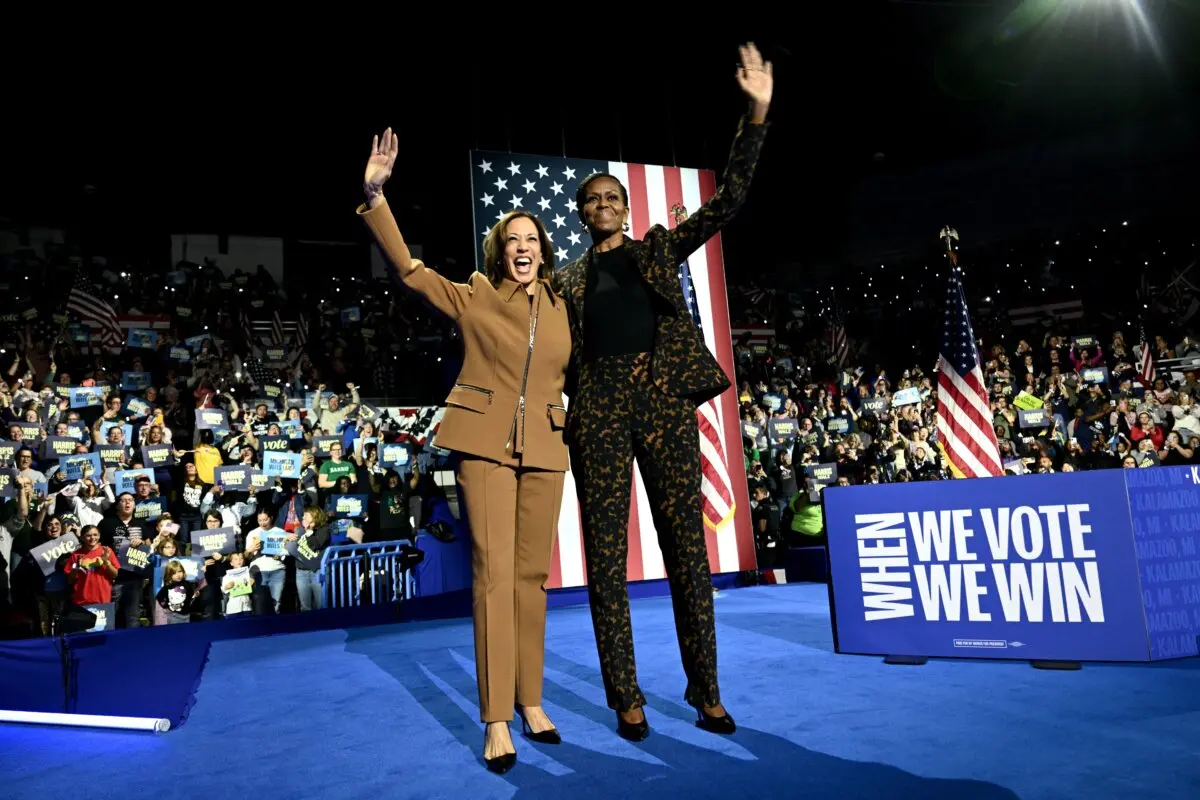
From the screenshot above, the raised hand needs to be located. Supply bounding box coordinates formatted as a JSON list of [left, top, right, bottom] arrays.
[[364, 128, 399, 202], [736, 43, 773, 117]]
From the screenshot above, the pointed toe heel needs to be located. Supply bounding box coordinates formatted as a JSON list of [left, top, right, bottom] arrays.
[[520, 715, 562, 745], [485, 752, 517, 774], [616, 711, 650, 742], [695, 706, 736, 735]]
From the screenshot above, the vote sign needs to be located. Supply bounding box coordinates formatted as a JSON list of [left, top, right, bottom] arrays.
[[824, 467, 1200, 662]]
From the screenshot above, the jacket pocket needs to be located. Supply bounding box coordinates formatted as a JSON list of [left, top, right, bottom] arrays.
[[547, 404, 567, 430], [447, 384, 493, 413]]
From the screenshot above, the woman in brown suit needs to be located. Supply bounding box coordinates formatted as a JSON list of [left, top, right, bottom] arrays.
[[359, 129, 571, 774]]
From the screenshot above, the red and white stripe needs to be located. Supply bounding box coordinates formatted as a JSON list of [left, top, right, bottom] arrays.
[[936, 356, 1003, 479], [1138, 332, 1156, 384], [548, 162, 755, 589], [731, 325, 775, 347], [117, 315, 172, 331]]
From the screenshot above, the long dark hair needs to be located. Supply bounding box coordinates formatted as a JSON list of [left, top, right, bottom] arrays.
[[481, 210, 555, 287]]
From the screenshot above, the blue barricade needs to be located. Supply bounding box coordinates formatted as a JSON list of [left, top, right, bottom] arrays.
[[824, 466, 1200, 662], [319, 540, 417, 609]]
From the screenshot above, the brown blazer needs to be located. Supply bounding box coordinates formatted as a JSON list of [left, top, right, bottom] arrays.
[[359, 201, 571, 472]]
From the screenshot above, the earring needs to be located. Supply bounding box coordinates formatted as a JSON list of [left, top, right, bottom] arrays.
[[580, 222, 588, 234], [623, 222, 630, 233]]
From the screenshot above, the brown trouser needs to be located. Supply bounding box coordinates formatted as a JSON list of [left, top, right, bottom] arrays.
[[457, 455, 565, 723]]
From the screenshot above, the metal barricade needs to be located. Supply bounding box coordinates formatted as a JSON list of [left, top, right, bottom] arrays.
[[318, 540, 418, 609]]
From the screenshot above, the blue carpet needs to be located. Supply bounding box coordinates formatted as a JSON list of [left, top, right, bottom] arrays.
[[3, 584, 1198, 799]]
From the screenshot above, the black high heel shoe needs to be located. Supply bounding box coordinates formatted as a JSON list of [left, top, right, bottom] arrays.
[[616, 709, 650, 742], [518, 710, 562, 745], [484, 723, 517, 774], [485, 752, 517, 774], [694, 705, 736, 735]]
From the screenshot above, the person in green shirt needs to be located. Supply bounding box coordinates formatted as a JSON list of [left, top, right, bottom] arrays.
[[786, 480, 826, 546], [317, 442, 357, 490]]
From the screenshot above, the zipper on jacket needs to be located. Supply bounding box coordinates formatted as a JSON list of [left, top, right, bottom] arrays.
[[507, 291, 542, 451], [454, 383, 493, 404]]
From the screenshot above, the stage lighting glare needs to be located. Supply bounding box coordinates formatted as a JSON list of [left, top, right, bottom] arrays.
[[0, 710, 171, 733]]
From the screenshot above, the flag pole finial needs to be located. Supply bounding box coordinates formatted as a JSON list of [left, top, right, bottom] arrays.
[[940, 226, 960, 267]]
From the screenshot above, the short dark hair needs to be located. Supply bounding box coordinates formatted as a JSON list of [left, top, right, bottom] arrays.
[[574, 173, 629, 222]]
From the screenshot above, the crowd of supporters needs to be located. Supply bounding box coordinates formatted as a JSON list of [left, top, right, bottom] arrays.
[[0, 253, 461, 640], [732, 219, 1200, 569]]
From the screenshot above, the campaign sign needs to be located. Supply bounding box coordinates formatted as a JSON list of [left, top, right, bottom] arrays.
[[313, 436, 341, 457], [98, 445, 128, 467], [169, 345, 192, 363], [126, 328, 158, 349], [66, 423, 88, 442], [250, 468, 269, 490], [41, 436, 79, 460], [224, 566, 254, 597], [806, 463, 838, 485], [254, 528, 288, 557], [1072, 335, 1097, 349], [0, 441, 15, 466], [115, 468, 155, 495], [70, 323, 91, 343], [142, 445, 176, 467], [827, 417, 851, 435], [0, 468, 15, 497], [823, 469, 1158, 662], [767, 418, 798, 444], [861, 397, 888, 415], [762, 393, 783, 412], [59, 452, 102, 482], [117, 543, 153, 577], [214, 465, 252, 491], [134, 497, 168, 522], [121, 371, 153, 391], [352, 436, 378, 456], [99, 422, 134, 445], [741, 422, 760, 442], [123, 396, 153, 419], [69, 387, 105, 409], [185, 333, 212, 351], [31, 533, 80, 577], [1019, 409, 1050, 429], [82, 603, 116, 632], [191, 527, 237, 558], [1082, 367, 1110, 386], [264, 384, 282, 399], [357, 402, 382, 424], [340, 306, 361, 325], [1123, 467, 1200, 660], [258, 435, 291, 455], [263, 451, 302, 478], [281, 419, 304, 440], [195, 408, 230, 432], [326, 494, 368, 519], [380, 443, 410, 469], [264, 346, 286, 364], [892, 387, 922, 407], [16, 423, 42, 442]]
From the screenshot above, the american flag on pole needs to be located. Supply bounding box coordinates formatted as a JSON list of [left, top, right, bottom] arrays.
[[295, 313, 309, 349], [935, 237, 1003, 479], [1137, 322, 1156, 384], [66, 270, 122, 349], [470, 149, 755, 587], [828, 304, 849, 369], [270, 310, 285, 346]]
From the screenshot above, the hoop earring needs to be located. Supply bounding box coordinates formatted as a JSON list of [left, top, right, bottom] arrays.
[[623, 222, 630, 233], [580, 222, 588, 234]]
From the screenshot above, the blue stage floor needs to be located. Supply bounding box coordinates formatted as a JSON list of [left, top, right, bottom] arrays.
[[3, 583, 1198, 799]]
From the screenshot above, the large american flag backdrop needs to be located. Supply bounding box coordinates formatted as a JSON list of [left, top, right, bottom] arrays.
[[469, 150, 756, 588]]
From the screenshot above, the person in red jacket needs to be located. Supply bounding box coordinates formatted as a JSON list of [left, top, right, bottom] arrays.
[[1129, 411, 1165, 451], [63, 525, 119, 605]]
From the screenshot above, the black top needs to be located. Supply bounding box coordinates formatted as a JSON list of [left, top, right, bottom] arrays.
[[582, 246, 657, 363]]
